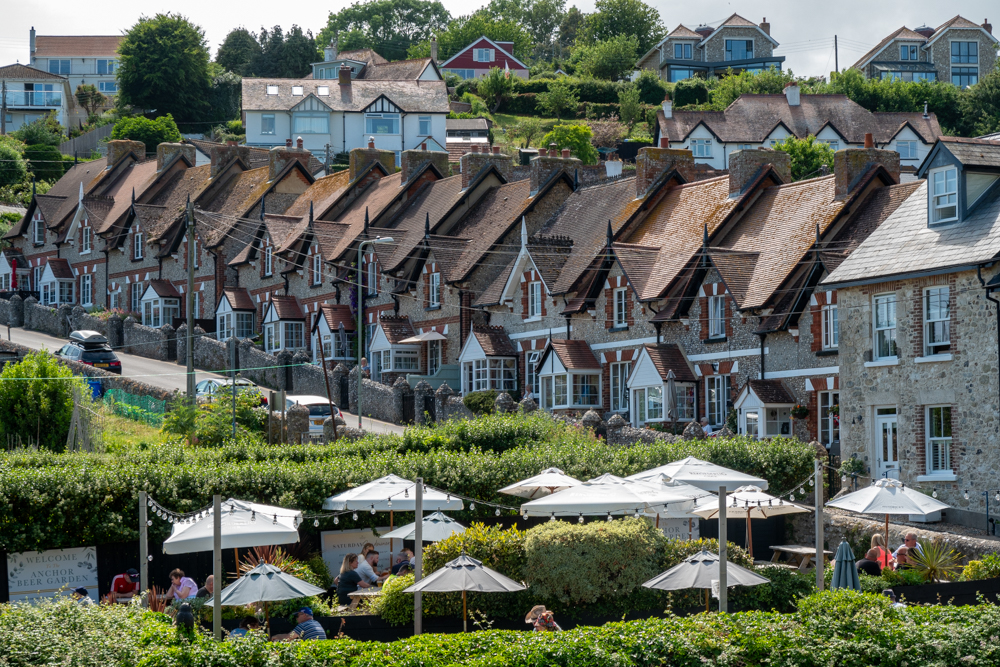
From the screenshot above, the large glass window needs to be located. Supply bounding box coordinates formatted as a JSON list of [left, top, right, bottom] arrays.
[[951, 41, 978, 63], [283, 322, 305, 350], [924, 286, 950, 356], [927, 406, 952, 473], [668, 68, 696, 82], [725, 40, 753, 61], [900, 45, 917, 60], [293, 113, 329, 134], [874, 294, 897, 360], [708, 295, 725, 338], [673, 43, 693, 59], [896, 140, 918, 159], [473, 48, 494, 62], [366, 113, 399, 135], [236, 312, 254, 339], [48, 59, 70, 75], [573, 374, 601, 407], [707, 375, 731, 426], [542, 376, 554, 409], [610, 361, 630, 412], [261, 114, 276, 135], [131, 282, 143, 313], [394, 349, 419, 371], [646, 386, 663, 420], [744, 411, 759, 437], [822, 304, 838, 349], [766, 407, 792, 436], [97, 59, 117, 75], [931, 167, 958, 223], [952, 67, 979, 87], [98, 81, 117, 94], [691, 139, 712, 158]]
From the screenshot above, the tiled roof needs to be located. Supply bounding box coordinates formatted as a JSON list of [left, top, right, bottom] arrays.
[[939, 137, 1000, 168], [222, 287, 256, 311], [747, 379, 795, 404], [137, 165, 212, 245], [378, 314, 415, 344], [447, 118, 489, 131], [283, 170, 351, 219], [200, 166, 270, 219], [668, 25, 703, 39], [263, 214, 302, 250], [91, 159, 160, 235], [34, 35, 123, 57], [268, 295, 305, 320], [187, 139, 326, 176], [821, 181, 923, 264], [446, 143, 472, 163], [611, 242, 661, 298], [317, 304, 356, 332], [931, 15, 990, 39], [707, 249, 760, 304], [425, 236, 471, 282], [312, 220, 353, 261], [472, 325, 516, 356], [3, 247, 26, 267], [327, 172, 404, 260], [361, 58, 433, 80], [0, 64, 65, 80], [472, 257, 515, 307], [657, 95, 942, 145], [242, 78, 449, 113], [448, 180, 534, 282], [380, 176, 466, 272], [550, 339, 600, 370], [642, 344, 697, 383], [146, 279, 181, 299], [718, 13, 760, 28], [824, 180, 1000, 286], [851, 27, 930, 69], [45, 258, 73, 279], [35, 195, 69, 230], [339, 48, 389, 65]]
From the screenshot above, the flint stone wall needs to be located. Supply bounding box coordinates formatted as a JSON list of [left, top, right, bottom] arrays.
[[123, 317, 172, 361]]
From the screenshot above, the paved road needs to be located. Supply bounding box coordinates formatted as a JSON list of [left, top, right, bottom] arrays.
[[4, 326, 405, 435], [0, 205, 27, 215]]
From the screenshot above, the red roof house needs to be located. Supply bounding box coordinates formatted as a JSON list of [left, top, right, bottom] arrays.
[[439, 36, 529, 80]]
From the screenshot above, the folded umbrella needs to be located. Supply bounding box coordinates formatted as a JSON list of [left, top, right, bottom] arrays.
[[830, 541, 861, 592]]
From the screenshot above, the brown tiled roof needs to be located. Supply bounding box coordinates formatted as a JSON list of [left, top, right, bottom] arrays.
[[668, 25, 703, 39], [316, 304, 356, 332], [35, 195, 69, 229], [146, 279, 181, 299], [136, 165, 212, 246], [446, 143, 473, 163], [284, 170, 351, 219], [378, 314, 415, 344], [33, 35, 123, 57], [939, 136, 1000, 168], [642, 344, 697, 383], [327, 172, 404, 260], [425, 236, 471, 282], [931, 15, 990, 39], [4, 162, 102, 239], [361, 58, 433, 80], [718, 13, 759, 28], [242, 78, 449, 113], [268, 295, 305, 320], [0, 63, 65, 80], [612, 242, 660, 298], [472, 257, 515, 307], [312, 220, 353, 261], [263, 214, 302, 250], [91, 159, 160, 235], [549, 339, 600, 370], [339, 48, 389, 65], [187, 139, 325, 176], [658, 95, 942, 145], [850, 27, 929, 69], [472, 325, 516, 356], [746, 379, 795, 404], [3, 247, 26, 267], [200, 167, 270, 218], [222, 287, 256, 311], [45, 258, 73, 279], [707, 249, 759, 304], [380, 176, 466, 271], [449, 180, 533, 282]]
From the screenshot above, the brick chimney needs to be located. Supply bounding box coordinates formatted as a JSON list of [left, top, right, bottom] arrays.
[[662, 93, 672, 119], [636, 146, 694, 197], [156, 142, 195, 172], [759, 17, 770, 35], [106, 140, 145, 169], [834, 135, 900, 199], [338, 65, 352, 86], [400, 147, 451, 183], [348, 145, 396, 181], [430, 36, 439, 61], [728, 148, 791, 197], [695, 24, 714, 38], [528, 150, 581, 194], [784, 81, 800, 106], [267, 142, 310, 181], [460, 148, 514, 189], [984, 18, 993, 34], [210, 143, 251, 179]]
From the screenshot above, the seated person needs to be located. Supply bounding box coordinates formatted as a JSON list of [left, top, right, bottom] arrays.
[[196, 575, 214, 599], [856, 548, 883, 577], [111, 568, 141, 601], [383, 561, 413, 587], [893, 533, 923, 560], [271, 608, 326, 641], [894, 546, 912, 570], [356, 549, 387, 584], [699, 418, 714, 436], [166, 569, 199, 600], [336, 553, 370, 605], [72, 587, 95, 606], [392, 549, 415, 575], [228, 617, 260, 639]]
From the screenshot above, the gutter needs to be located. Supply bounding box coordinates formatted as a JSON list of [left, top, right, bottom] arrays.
[[823, 263, 984, 291]]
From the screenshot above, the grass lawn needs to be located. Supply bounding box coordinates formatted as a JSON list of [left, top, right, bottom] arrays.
[[98, 406, 169, 451]]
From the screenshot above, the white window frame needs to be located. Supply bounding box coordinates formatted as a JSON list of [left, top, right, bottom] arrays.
[[707, 375, 731, 427], [676, 384, 696, 421], [613, 287, 627, 327], [691, 139, 712, 158], [896, 140, 918, 159], [266, 85, 279, 95], [131, 282, 143, 313], [923, 286, 950, 356], [926, 405, 952, 474], [429, 272, 441, 307], [219, 312, 234, 340], [133, 230, 143, 259], [283, 321, 305, 350], [98, 81, 117, 94], [418, 116, 432, 136], [821, 304, 838, 349], [291, 85, 304, 96], [264, 245, 273, 276], [34, 217, 45, 245], [81, 225, 91, 253], [428, 339, 441, 376], [474, 48, 495, 62], [610, 361, 630, 412], [81, 274, 92, 307], [317, 86, 330, 96], [367, 259, 377, 295], [873, 293, 898, 361], [365, 113, 400, 135], [261, 114, 276, 135], [527, 281, 542, 319], [930, 166, 958, 223], [646, 385, 664, 420], [819, 391, 839, 446], [292, 112, 329, 134], [526, 351, 540, 397], [707, 295, 725, 338], [236, 312, 254, 339], [312, 250, 322, 285]]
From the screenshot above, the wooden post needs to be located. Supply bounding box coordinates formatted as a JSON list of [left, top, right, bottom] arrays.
[[463, 590, 467, 632], [816, 459, 825, 591]]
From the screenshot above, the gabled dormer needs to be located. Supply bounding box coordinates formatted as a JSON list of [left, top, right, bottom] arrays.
[[917, 137, 1000, 226]]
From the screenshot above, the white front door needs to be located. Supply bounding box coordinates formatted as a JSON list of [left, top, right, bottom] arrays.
[[875, 407, 899, 479]]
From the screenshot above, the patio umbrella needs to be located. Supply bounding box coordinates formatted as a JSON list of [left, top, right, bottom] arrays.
[[626, 456, 769, 491], [382, 511, 466, 542], [642, 550, 770, 611], [397, 331, 447, 344], [322, 474, 464, 512], [830, 541, 861, 591], [404, 554, 526, 631], [520, 474, 696, 518], [693, 485, 811, 559], [826, 477, 950, 547], [163, 499, 302, 555], [498, 467, 582, 499], [205, 561, 325, 607], [664, 370, 677, 423]]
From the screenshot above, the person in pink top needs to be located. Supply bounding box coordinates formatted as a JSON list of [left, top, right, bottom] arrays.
[[166, 568, 199, 600]]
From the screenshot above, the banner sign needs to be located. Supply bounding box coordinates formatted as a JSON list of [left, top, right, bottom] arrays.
[[660, 519, 700, 541], [7, 546, 99, 602], [321, 527, 395, 579]]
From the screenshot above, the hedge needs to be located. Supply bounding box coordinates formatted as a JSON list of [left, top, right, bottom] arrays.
[[0, 413, 816, 552], [4, 591, 1000, 667]]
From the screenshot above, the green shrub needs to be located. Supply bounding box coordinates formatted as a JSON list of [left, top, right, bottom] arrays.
[[673, 77, 710, 107], [0, 136, 28, 187], [462, 389, 498, 415], [0, 351, 85, 451], [635, 69, 670, 105], [540, 124, 599, 164], [536, 81, 580, 119], [366, 572, 416, 624], [963, 552, 1000, 581], [11, 112, 64, 147], [23, 144, 66, 183], [111, 114, 182, 152], [500, 93, 538, 115]]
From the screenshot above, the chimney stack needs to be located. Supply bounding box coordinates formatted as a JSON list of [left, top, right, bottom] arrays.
[[324, 35, 338, 61], [834, 144, 899, 199], [106, 140, 145, 170], [267, 141, 310, 181], [29, 27, 36, 57], [156, 142, 195, 172], [460, 148, 513, 189], [984, 18, 993, 34], [348, 145, 396, 181], [784, 81, 800, 106], [400, 146, 450, 183], [430, 36, 439, 61], [864, 132, 874, 149], [211, 143, 251, 178], [914, 24, 934, 38], [695, 24, 714, 38], [636, 146, 694, 197], [528, 150, 581, 194], [338, 64, 351, 86], [662, 94, 672, 119], [759, 17, 770, 35], [728, 148, 791, 197]]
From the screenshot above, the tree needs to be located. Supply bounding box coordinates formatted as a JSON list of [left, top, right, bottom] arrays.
[[708, 67, 798, 110], [483, 0, 566, 48], [318, 0, 452, 62], [540, 124, 599, 164], [587, 115, 626, 148], [511, 116, 545, 148], [536, 79, 579, 118], [207, 68, 243, 123], [582, 0, 663, 55], [959, 63, 1000, 136], [772, 135, 834, 181], [10, 112, 64, 147], [111, 115, 182, 150], [409, 13, 531, 62], [75, 84, 107, 118], [558, 6, 586, 48], [24, 144, 66, 183], [575, 34, 639, 80], [116, 13, 211, 123], [0, 137, 28, 187], [248, 25, 321, 78], [0, 351, 84, 452], [216, 27, 262, 76], [634, 68, 668, 104], [478, 67, 517, 112], [617, 85, 642, 134]]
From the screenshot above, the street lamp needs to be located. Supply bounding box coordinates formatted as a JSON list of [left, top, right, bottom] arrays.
[[357, 236, 394, 430]]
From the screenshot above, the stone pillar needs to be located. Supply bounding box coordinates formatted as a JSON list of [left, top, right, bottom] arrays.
[[494, 391, 516, 414], [57, 304, 73, 337], [518, 395, 538, 413], [71, 305, 86, 332], [175, 323, 187, 365], [332, 363, 348, 407], [435, 382, 454, 421], [276, 350, 294, 392], [8, 295, 23, 328], [682, 421, 706, 440], [22, 296, 38, 330], [162, 323, 176, 361], [323, 414, 347, 444], [581, 409, 606, 439], [413, 380, 434, 424], [393, 376, 413, 424], [122, 315, 137, 354], [606, 413, 627, 445], [286, 403, 310, 444], [348, 365, 360, 414]]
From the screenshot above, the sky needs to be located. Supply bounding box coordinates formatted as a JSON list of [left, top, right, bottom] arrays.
[[0, 0, 995, 78]]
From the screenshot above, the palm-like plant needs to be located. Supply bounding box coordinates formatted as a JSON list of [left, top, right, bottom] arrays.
[[910, 541, 963, 583]]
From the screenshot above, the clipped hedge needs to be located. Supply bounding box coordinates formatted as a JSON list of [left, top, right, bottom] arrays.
[[5, 591, 1000, 667]]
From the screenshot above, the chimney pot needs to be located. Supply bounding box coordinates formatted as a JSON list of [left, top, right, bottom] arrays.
[[561, 148, 571, 158], [549, 143, 558, 152], [471, 144, 480, 153], [286, 138, 293, 148], [296, 136, 304, 150], [368, 139, 375, 149], [338, 64, 352, 86], [662, 95, 672, 119], [783, 81, 800, 106], [539, 147, 547, 157], [864, 133, 874, 149], [659, 137, 669, 148], [421, 142, 427, 150], [492, 145, 500, 155]]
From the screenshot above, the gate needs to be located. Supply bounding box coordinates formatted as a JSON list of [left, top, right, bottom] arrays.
[[424, 396, 436, 423], [401, 392, 415, 424]]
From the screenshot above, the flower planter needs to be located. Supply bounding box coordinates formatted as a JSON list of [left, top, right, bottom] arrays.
[[890, 576, 1000, 606]]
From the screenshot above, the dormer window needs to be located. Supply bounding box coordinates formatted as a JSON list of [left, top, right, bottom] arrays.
[[291, 86, 303, 96], [266, 85, 279, 95], [930, 166, 958, 223], [317, 86, 329, 96], [900, 44, 917, 60]]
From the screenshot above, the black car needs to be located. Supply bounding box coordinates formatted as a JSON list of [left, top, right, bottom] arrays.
[[56, 330, 122, 374]]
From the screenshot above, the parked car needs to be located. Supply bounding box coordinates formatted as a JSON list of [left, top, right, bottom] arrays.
[[195, 378, 267, 405], [285, 395, 343, 435], [55, 330, 122, 374]]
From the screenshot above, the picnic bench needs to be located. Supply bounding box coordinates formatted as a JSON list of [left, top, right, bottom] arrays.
[[347, 589, 383, 610], [769, 545, 834, 571]]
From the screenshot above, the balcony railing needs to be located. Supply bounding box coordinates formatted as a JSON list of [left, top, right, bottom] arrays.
[[4, 91, 63, 107]]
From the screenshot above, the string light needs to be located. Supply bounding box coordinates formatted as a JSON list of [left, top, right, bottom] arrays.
[[250, 511, 256, 522], [808, 478, 814, 486], [370, 507, 376, 515], [147, 555, 153, 562], [578, 514, 584, 524], [842, 475, 847, 483], [633, 511, 640, 519], [314, 519, 320, 528], [404, 489, 409, 498], [932, 489, 938, 498], [789, 494, 795, 502], [495, 508, 501, 516], [334, 516, 339, 524], [146, 520, 152, 527], [964, 490, 970, 500], [353, 512, 358, 521], [273, 514, 278, 525], [549, 513, 555, 522], [607, 513, 613, 522]]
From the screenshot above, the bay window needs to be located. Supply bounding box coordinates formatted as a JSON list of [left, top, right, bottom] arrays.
[[236, 312, 254, 339], [572, 374, 601, 407], [283, 321, 305, 350]]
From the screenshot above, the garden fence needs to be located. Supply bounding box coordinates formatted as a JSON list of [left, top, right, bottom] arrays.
[[104, 388, 167, 427]]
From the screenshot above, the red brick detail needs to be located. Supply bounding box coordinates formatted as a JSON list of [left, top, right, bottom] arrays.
[[913, 405, 926, 475], [832, 376, 839, 390], [697, 364, 714, 377], [604, 275, 634, 328], [724, 298, 733, 339], [803, 390, 819, 441], [699, 296, 708, 339], [521, 270, 545, 320], [909, 275, 958, 359], [717, 361, 733, 375], [811, 291, 838, 352]]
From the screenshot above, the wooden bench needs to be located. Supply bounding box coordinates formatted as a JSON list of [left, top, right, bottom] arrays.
[[770, 545, 834, 571]]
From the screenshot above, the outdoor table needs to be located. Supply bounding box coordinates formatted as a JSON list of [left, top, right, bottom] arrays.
[[770, 545, 834, 571], [347, 588, 382, 610]]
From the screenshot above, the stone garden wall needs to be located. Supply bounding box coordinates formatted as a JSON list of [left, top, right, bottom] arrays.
[[123, 317, 173, 361], [24, 299, 70, 337]]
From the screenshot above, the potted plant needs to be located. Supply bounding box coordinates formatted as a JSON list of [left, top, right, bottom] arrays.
[[791, 404, 809, 419]]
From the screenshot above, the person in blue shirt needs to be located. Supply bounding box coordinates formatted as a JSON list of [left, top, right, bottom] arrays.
[[272, 608, 326, 641]]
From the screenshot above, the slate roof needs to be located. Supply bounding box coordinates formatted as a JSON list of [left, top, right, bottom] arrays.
[[472, 257, 515, 308], [378, 176, 466, 272], [33, 35, 123, 57], [5, 162, 106, 239], [746, 379, 795, 404], [34, 194, 70, 230], [316, 304, 356, 332], [361, 58, 434, 80], [851, 27, 931, 68], [378, 315, 416, 344], [824, 179, 1000, 286], [222, 287, 256, 311], [706, 249, 760, 304], [472, 325, 516, 357], [283, 170, 351, 219], [242, 78, 449, 113], [657, 95, 942, 145], [327, 172, 404, 260], [45, 258, 73, 279], [448, 179, 534, 282], [267, 295, 305, 320], [146, 279, 181, 299], [90, 159, 160, 235], [0, 63, 65, 80], [610, 243, 661, 299], [642, 344, 698, 383], [668, 25, 704, 40], [938, 136, 1000, 168], [137, 165, 212, 245], [186, 139, 326, 176], [548, 339, 600, 370], [338, 48, 389, 66]]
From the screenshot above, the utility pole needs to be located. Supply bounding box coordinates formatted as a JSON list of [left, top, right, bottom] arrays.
[[834, 36, 839, 74], [185, 198, 196, 403]]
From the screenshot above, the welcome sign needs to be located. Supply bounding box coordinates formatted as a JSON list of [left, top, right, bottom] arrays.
[[6, 546, 99, 602]]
